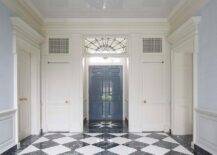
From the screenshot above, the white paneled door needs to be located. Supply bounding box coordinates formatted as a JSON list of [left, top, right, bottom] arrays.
[[18, 50, 31, 140], [140, 62, 165, 131], [43, 59, 72, 131]]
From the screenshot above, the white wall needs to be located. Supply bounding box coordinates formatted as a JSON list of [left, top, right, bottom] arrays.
[[0, 1, 13, 110], [42, 19, 170, 132], [196, 0, 217, 153], [0, 2, 16, 154]]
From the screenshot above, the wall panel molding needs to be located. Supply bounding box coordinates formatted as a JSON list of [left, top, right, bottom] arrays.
[[0, 109, 17, 154], [195, 108, 217, 154]]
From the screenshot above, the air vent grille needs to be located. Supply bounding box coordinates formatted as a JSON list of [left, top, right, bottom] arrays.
[[49, 38, 69, 54], [143, 38, 162, 53]]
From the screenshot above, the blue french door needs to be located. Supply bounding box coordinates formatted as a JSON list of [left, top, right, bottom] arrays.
[[89, 66, 123, 121]]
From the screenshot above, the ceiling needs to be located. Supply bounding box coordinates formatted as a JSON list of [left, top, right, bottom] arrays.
[[26, 0, 182, 18]]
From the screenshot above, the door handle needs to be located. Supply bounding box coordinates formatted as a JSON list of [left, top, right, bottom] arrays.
[[65, 100, 69, 104], [143, 100, 147, 104], [19, 98, 28, 101]]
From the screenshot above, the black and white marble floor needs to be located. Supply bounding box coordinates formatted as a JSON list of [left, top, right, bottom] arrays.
[[84, 120, 128, 133], [12, 121, 193, 155]]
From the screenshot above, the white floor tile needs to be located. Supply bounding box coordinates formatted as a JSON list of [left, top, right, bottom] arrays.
[[158, 132, 168, 136], [132, 133, 151, 137], [53, 137, 76, 144], [135, 136, 159, 144], [85, 133, 103, 136], [110, 133, 127, 137], [141, 145, 170, 155], [109, 137, 132, 144], [44, 133, 56, 136], [42, 145, 70, 155], [162, 137, 179, 144], [173, 145, 193, 155], [33, 137, 49, 144], [61, 132, 80, 136], [80, 137, 103, 144], [75, 145, 104, 155], [18, 145, 39, 155], [108, 145, 137, 155]]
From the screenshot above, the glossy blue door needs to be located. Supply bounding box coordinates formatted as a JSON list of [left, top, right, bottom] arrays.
[[89, 66, 123, 121]]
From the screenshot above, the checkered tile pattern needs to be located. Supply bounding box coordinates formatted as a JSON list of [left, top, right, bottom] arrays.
[[17, 132, 193, 155]]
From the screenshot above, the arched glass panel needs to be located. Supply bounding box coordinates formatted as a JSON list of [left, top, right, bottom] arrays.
[[85, 37, 127, 54]]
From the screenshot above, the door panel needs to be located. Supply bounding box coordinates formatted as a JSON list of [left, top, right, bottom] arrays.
[[89, 66, 123, 121], [18, 50, 31, 140], [44, 61, 72, 131], [140, 62, 165, 130]]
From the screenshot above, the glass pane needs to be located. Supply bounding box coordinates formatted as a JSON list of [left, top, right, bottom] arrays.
[[85, 37, 127, 54]]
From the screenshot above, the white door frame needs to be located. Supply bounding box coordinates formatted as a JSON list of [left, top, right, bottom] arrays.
[[82, 34, 129, 121], [168, 17, 201, 142], [11, 17, 43, 143]]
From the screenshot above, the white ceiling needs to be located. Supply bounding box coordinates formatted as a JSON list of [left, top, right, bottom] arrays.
[[27, 0, 182, 18]]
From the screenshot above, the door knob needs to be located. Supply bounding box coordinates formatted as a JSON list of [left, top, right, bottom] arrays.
[[65, 100, 69, 104], [143, 100, 147, 104], [19, 98, 28, 101]]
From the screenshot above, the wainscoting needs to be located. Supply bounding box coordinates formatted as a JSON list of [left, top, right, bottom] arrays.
[[195, 108, 217, 154], [0, 109, 16, 154]]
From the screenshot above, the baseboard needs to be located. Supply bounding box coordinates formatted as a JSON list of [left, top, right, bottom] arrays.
[[194, 145, 212, 155]]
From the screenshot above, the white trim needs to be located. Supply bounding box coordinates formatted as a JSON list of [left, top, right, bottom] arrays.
[[0, 109, 17, 118], [195, 108, 217, 118], [168, 0, 207, 32], [168, 17, 201, 46], [11, 17, 43, 142], [169, 17, 201, 137], [168, 0, 188, 20], [1, 0, 43, 34], [44, 19, 169, 34], [0, 109, 17, 154], [21, 0, 44, 20], [195, 108, 217, 154], [11, 17, 44, 48], [45, 18, 168, 23]]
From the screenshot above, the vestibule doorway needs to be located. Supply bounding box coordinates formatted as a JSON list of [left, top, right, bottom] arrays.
[[83, 56, 129, 133], [89, 65, 123, 121]]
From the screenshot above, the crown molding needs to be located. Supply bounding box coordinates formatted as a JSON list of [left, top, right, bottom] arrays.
[[11, 17, 44, 47], [168, 0, 208, 33], [168, 17, 201, 45], [1, 0, 44, 34], [44, 18, 169, 34]]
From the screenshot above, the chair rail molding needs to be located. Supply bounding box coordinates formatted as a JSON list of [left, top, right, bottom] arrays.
[[0, 109, 17, 154]]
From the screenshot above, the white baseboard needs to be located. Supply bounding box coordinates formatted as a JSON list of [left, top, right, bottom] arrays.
[[0, 109, 17, 154]]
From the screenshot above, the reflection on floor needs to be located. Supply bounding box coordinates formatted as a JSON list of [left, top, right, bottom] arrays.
[[84, 120, 128, 133], [9, 121, 194, 155]]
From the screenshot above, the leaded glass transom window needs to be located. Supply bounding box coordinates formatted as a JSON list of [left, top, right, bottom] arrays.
[[84, 37, 127, 54]]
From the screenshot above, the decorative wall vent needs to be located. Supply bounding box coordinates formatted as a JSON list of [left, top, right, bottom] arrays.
[[84, 37, 127, 54], [143, 38, 162, 53], [49, 38, 69, 54]]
